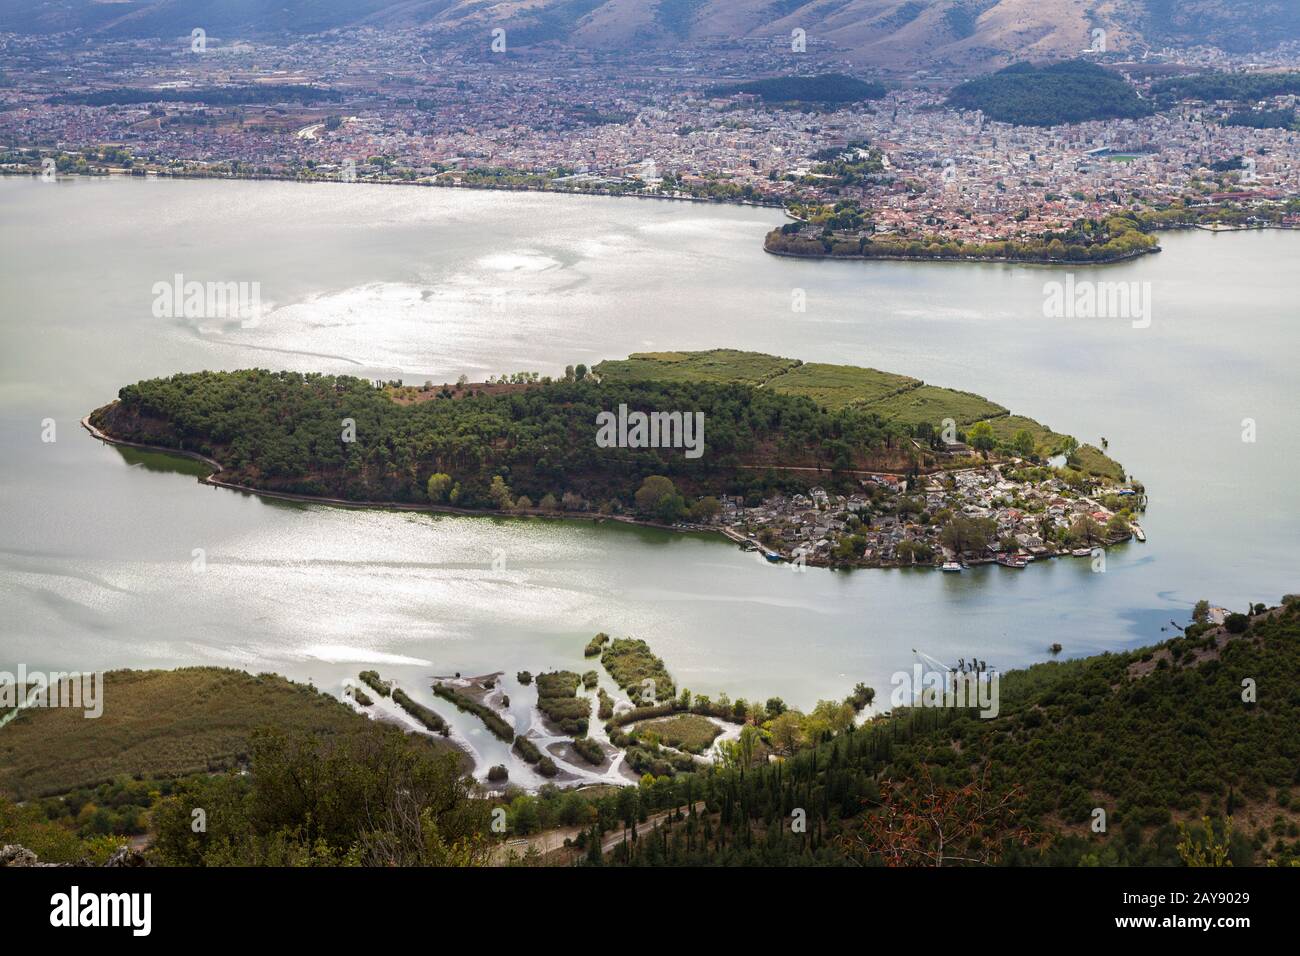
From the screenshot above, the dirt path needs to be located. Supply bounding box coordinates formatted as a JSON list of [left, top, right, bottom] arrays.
[[491, 802, 703, 864]]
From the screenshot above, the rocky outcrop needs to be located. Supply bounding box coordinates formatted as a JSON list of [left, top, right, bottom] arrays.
[[0, 843, 147, 867]]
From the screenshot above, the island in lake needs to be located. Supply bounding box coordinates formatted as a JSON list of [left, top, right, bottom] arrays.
[[85, 349, 1143, 571]]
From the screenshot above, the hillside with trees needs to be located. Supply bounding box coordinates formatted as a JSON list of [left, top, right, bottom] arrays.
[[707, 74, 887, 106], [604, 596, 1300, 866], [947, 60, 1154, 127], [1151, 70, 1300, 105], [10, 596, 1293, 866]]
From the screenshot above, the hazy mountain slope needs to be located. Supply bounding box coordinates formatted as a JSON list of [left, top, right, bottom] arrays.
[[1, 0, 1295, 70], [1136, 0, 1300, 54]]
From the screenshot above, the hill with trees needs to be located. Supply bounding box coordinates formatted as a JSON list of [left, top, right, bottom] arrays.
[[947, 60, 1154, 126], [707, 74, 886, 106], [1151, 70, 1300, 105], [604, 596, 1300, 866]]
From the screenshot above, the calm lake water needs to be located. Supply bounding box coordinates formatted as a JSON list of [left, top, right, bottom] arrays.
[[1, 176, 1296, 779]]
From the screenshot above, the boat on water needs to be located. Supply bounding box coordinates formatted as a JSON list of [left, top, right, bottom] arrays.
[[941, 560, 963, 572], [763, 550, 782, 563], [996, 553, 1028, 568], [1132, 525, 1146, 542], [1070, 547, 1094, 557]]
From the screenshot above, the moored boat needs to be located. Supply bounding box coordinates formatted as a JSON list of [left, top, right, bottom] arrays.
[[941, 560, 963, 572]]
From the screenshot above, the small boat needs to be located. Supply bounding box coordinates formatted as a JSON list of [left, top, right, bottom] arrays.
[[1071, 547, 1094, 557], [1132, 525, 1146, 542], [941, 560, 963, 572], [763, 550, 782, 563]]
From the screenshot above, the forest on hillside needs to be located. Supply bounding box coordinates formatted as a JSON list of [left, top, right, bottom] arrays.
[[708, 73, 887, 106], [1151, 70, 1300, 104], [606, 598, 1300, 866], [947, 61, 1154, 127]]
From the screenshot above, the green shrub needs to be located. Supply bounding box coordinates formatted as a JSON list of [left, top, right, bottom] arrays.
[[391, 688, 446, 734], [601, 638, 675, 702], [572, 737, 605, 765], [536, 671, 590, 735], [432, 683, 513, 742], [513, 735, 541, 763], [350, 687, 373, 707], [358, 670, 391, 698]]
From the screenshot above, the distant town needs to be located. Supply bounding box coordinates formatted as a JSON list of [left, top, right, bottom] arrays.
[[4, 31, 1299, 254]]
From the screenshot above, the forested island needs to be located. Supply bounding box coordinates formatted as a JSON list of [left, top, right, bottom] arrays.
[[86, 350, 1134, 569]]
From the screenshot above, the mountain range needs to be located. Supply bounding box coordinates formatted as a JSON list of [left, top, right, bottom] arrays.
[[3, 1, 1298, 71]]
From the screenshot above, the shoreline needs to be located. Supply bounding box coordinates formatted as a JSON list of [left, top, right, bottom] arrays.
[[763, 239, 1163, 267], [79, 413, 712, 535], [763, 219, 1300, 267], [10, 167, 1296, 268], [81, 413, 1139, 574], [1, 166, 786, 210]]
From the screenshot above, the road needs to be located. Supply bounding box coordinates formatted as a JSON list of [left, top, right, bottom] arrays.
[[491, 803, 702, 864]]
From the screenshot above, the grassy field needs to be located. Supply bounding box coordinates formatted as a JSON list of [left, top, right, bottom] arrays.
[[1073, 443, 1127, 482], [593, 350, 798, 386], [862, 384, 1007, 427], [593, 350, 1128, 479], [596, 350, 1007, 424], [633, 714, 723, 754], [767, 362, 919, 411], [0, 668, 373, 800], [984, 413, 1063, 451]]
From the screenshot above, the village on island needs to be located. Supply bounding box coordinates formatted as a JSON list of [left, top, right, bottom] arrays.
[[708, 452, 1145, 572]]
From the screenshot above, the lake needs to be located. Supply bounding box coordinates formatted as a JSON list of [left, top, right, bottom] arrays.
[[2, 176, 1296, 780]]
